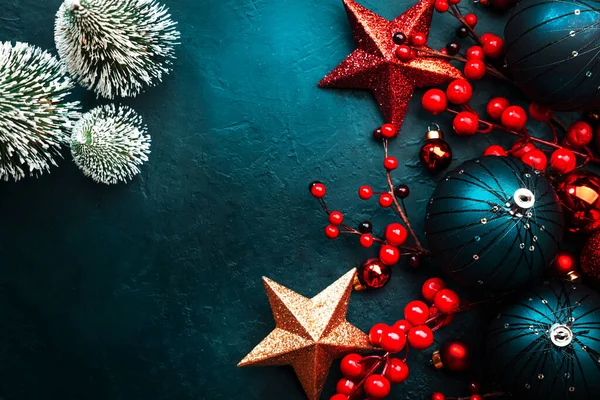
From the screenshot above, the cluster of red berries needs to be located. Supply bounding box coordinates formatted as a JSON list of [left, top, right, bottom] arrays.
[[431, 381, 484, 400], [330, 278, 460, 399], [393, 31, 427, 62]]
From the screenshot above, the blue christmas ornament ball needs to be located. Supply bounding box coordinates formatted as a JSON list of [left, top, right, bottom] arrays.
[[424, 157, 564, 291], [487, 280, 600, 399], [504, 0, 600, 111]]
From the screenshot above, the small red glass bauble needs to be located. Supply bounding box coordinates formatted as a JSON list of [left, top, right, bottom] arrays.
[[466, 46, 484, 60], [384, 156, 398, 170], [379, 244, 400, 265], [329, 211, 343, 225], [486, 97, 509, 120], [550, 148, 576, 174], [581, 231, 600, 281], [310, 181, 326, 198], [529, 102, 553, 122], [422, 277, 446, 302], [510, 139, 536, 158], [501, 105, 527, 131], [325, 225, 339, 239], [435, 0, 449, 12], [381, 123, 397, 139], [396, 45, 413, 61], [404, 300, 429, 326], [556, 170, 600, 233], [330, 394, 347, 400], [369, 323, 389, 346], [482, 34, 504, 58], [446, 79, 473, 104], [422, 89, 448, 114], [360, 233, 374, 248], [553, 251, 576, 275], [385, 223, 408, 246], [364, 375, 391, 398], [380, 328, 407, 353], [385, 358, 410, 384], [420, 139, 452, 172], [439, 339, 472, 371], [453, 112, 478, 136], [408, 325, 434, 350], [521, 149, 547, 170], [357, 258, 391, 289], [379, 193, 393, 208], [393, 319, 413, 334], [336, 378, 358, 396], [359, 185, 372, 200], [412, 33, 427, 46], [431, 393, 446, 400], [483, 145, 507, 157], [464, 13, 477, 27], [464, 59, 486, 80], [433, 289, 460, 314], [340, 353, 364, 380], [566, 121, 593, 147]]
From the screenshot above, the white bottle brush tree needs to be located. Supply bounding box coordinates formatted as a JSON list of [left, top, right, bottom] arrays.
[[0, 42, 80, 182], [55, 0, 181, 99]]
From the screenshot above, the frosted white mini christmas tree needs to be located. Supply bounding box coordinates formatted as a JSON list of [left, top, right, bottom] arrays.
[[71, 104, 151, 184], [55, 0, 180, 99], [0, 41, 80, 181]]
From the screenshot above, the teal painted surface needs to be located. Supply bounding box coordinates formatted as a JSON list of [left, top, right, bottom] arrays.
[[0, 0, 579, 399]]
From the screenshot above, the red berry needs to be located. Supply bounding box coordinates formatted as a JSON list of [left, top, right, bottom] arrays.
[[501, 105, 527, 131], [360, 233, 374, 248], [380, 328, 407, 353], [359, 185, 373, 200], [340, 354, 364, 380], [529, 102, 554, 122], [364, 375, 391, 399], [329, 211, 343, 225], [550, 148, 576, 174], [522, 149, 548, 171], [486, 97, 509, 120], [396, 45, 413, 61], [310, 182, 326, 198], [325, 225, 339, 239], [422, 277, 446, 302], [404, 300, 429, 326], [407, 325, 434, 350], [482, 35, 504, 58], [449, 0, 460, 4], [469, 382, 481, 394], [385, 358, 410, 384], [555, 252, 575, 273], [381, 123, 397, 139], [446, 79, 472, 105], [466, 46, 484, 60], [384, 156, 399, 170], [432, 393, 446, 400], [429, 305, 439, 318], [385, 223, 408, 246], [464, 59, 486, 80], [379, 244, 400, 265], [453, 112, 479, 136], [330, 395, 348, 400], [369, 323, 389, 346], [440, 48, 448, 55], [567, 121, 593, 147], [470, 396, 483, 400], [336, 379, 357, 396], [379, 193, 393, 208], [422, 89, 448, 114], [435, 0, 449, 12], [411, 33, 427, 46], [481, 33, 494, 42], [464, 13, 477, 27], [433, 289, 460, 314], [483, 145, 507, 157], [510, 140, 536, 158], [392, 319, 413, 334]]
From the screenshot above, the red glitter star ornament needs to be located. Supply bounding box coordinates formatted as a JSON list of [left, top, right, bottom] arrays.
[[319, 0, 463, 131]]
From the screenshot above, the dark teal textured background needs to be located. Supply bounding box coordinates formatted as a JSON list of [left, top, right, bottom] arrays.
[[0, 0, 560, 399]]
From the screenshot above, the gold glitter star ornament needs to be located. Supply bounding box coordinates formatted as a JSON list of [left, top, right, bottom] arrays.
[[238, 269, 373, 400]]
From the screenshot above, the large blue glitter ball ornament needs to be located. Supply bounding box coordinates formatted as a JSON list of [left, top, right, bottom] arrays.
[[487, 280, 600, 399], [504, 0, 600, 111], [424, 157, 564, 291]]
